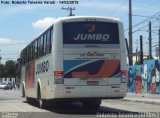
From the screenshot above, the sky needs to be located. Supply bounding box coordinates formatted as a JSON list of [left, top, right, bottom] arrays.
[[0, 0, 160, 64]]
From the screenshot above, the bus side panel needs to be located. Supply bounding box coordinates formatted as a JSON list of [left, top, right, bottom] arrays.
[[34, 54, 55, 99], [26, 62, 35, 89], [25, 62, 36, 97], [119, 22, 127, 94]]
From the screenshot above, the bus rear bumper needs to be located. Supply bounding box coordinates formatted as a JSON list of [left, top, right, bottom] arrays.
[[49, 85, 126, 100]]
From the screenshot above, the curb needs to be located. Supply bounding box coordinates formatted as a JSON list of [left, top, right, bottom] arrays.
[[122, 98, 160, 105]]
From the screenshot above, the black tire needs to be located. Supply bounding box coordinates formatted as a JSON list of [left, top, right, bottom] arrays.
[[22, 85, 25, 97], [38, 99, 48, 109], [37, 85, 47, 109]]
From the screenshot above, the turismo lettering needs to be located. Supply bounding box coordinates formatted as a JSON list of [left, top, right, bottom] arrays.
[[36, 60, 49, 74], [73, 34, 110, 41]]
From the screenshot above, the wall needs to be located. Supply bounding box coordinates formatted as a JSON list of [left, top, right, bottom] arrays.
[[128, 60, 160, 94]]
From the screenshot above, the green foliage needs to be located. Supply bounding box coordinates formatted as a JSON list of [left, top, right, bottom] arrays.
[[0, 64, 4, 78], [0, 60, 17, 78]]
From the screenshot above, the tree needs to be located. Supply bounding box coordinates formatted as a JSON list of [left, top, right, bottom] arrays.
[[0, 64, 5, 78], [4, 60, 16, 78]]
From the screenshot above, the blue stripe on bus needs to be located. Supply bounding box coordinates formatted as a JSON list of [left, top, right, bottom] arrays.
[[64, 60, 120, 78], [64, 60, 89, 74], [112, 72, 121, 78]]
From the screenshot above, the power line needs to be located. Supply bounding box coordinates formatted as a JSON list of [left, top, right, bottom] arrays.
[[56, 8, 63, 18], [3, 58, 16, 60], [132, 19, 158, 34], [132, 14, 159, 19], [145, 0, 160, 12], [62, 7, 75, 16], [0, 42, 28, 46], [125, 11, 160, 31], [132, 12, 160, 28], [77, 0, 90, 7], [0, 54, 19, 55], [109, 0, 128, 16], [133, 0, 159, 13]]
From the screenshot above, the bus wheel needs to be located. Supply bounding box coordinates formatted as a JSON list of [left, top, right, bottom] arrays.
[[83, 99, 101, 109], [38, 90, 47, 109], [38, 98, 48, 109], [22, 85, 25, 97]]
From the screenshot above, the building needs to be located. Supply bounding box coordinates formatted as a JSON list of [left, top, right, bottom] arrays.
[[0, 78, 15, 84]]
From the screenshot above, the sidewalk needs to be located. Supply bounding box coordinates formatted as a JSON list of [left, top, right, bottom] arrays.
[[124, 93, 160, 104]]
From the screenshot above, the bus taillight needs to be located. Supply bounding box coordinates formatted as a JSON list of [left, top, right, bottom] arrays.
[[54, 71, 64, 84], [54, 71, 63, 76], [121, 70, 128, 83]]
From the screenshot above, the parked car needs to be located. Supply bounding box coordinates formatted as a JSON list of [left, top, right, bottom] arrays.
[[0, 83, 9, 90], [0, 82, 16, 90], [8, 82, 16, 90]]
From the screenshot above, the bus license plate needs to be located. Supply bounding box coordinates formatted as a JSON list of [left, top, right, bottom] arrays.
[[87, 81, 99, 85]]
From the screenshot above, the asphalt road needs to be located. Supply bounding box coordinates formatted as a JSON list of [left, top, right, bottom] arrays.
[[0, 89, 160, 118]]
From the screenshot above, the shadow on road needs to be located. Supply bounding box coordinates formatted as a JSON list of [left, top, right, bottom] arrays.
[[24, 100, 138, 115]]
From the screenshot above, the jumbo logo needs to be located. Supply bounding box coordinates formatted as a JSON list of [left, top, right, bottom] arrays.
[[36, 60, 49, 74], [73, 24, 110, 42], [86, 24, 96, 33]]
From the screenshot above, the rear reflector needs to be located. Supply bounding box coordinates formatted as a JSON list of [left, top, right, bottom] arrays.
[[121, 70, 127, 83], [121, 70, 128, 75], [120, 89, 124, 92], [54, 71, 63, 76], [114, 89, 124, 93]]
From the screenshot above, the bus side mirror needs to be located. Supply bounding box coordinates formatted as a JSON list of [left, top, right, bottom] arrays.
[[17, 58, 20, 62], [16, 58, 21, 70], [15, 63, 19, 70]]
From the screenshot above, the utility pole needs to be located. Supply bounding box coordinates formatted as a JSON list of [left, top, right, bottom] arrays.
[[125, 38, 129, 59], [62, 7, 75, 16], [136, 48, 138, 63], [0, 49, 1, 64], [129, 0, 133, 65], [149, 21, 152, 59], [140, 35, 143, 64]]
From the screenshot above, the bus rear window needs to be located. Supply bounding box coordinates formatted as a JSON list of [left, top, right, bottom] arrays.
[[63, 22, 119, 45]]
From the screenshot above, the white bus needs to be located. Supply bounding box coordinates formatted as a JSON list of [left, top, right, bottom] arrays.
[[20, 16, 127, 109]]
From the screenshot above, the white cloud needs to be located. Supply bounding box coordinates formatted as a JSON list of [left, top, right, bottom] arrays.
[[0, 38, 16, 45], [0, 37, 27, 49], [32, 17, 56, 29], [0, 37, 28, 64]]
